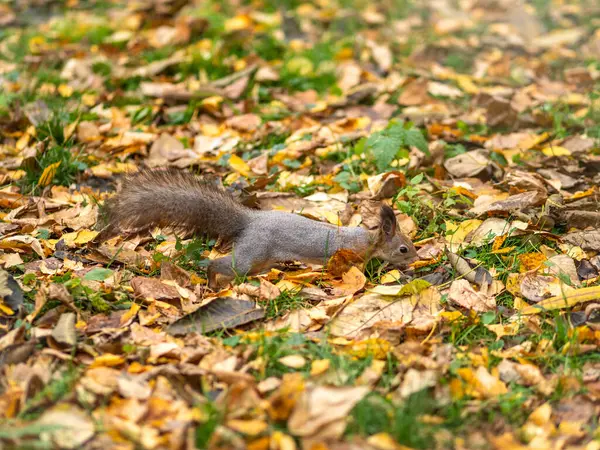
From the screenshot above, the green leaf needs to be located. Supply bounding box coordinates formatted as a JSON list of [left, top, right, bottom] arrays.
[[23, 273, 37, 285], [83, 268, 114, 281], [36, 229, 51, 239], [410, 173, 424, 185], [405, 128, 429, 155], [368, 132, 402, 172], [364, 121, 428, 171], [396, 279, 432, 296], [353, 137, 367, 155], [481, 311, 496, 325]]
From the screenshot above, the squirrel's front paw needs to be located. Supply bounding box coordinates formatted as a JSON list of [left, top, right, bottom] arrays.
[[207, 267, 234, 290]]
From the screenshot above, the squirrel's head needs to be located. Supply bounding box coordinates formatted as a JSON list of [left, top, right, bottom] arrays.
[[372, 205, 418, 267]]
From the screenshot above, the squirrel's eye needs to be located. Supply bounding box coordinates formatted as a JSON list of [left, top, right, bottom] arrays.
[[399, 245, 408, 254]]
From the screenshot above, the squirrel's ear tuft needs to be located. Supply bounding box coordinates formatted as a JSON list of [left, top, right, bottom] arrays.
[[379, 205, 397, 239]]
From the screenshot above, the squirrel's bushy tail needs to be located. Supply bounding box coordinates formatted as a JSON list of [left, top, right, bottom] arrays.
[[97, 169, 250, 241]]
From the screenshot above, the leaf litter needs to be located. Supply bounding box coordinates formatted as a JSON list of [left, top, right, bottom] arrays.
[[1, 0, 600, 449]]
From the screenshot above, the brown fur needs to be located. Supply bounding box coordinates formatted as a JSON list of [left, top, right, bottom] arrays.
[[97, 169, 250, 241]]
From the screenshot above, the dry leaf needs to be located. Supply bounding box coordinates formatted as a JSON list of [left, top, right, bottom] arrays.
[[448, 279, 496, 312]]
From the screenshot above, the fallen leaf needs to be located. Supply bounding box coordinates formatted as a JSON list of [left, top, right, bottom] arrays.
[[444, 150, 490, 178], [37, 405, 95, 449], [448, 279, 496, 312], [514, 285, 600, 317], [279, 355, 306, 369], [288, 385, 369, 437]]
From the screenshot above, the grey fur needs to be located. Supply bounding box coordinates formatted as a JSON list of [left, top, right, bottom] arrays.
[[97, 169, 418, 288]]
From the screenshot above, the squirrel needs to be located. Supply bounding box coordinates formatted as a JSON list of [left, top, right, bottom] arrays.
[[97, 169, 418, 288]]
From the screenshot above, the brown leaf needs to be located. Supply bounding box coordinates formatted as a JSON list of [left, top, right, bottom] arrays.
[[474, 93, 518, 128], [130, 277, 181, 302], [259, 278, 281, 300], [444, 149, 491, 178], [51, 313, 77, 347], [485, 191, 547, 213], [398, 78, 431, 106], [225, 114, 261, 133], [37, 405, 95, 449], [330, 266, 367, 296], [287, 385, 369, 437], [326, 249, 365, 278], [167, 298, 264, 335], [563, 230, 600, 251], [329, 288, 441, 338], [519, 274, 563, 303], [448, 279, 495, 312]]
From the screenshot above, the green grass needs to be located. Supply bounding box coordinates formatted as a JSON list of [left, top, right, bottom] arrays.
[[347, 391, 447, 449], [0, 422, 63, 450], [224, 331, 384, 383], [194, 402, 223, 449], [20, 143, 87, 194], [260, 289, 310, 320], [19, 366, 81, 420]]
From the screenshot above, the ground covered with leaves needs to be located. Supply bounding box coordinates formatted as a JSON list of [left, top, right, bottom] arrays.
[[1, 0, 600, 449]]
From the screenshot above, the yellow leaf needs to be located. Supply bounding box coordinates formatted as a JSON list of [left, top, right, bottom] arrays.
[[309, 101, 328, 113], [321, 210, 342, 226], [200, 96, 224, 112], [485, 322, 520, 340], [229, 154, 251, 177], [445, 219, 482, 249], [528, 402, 552, 426], [64, 121, 77, 141], [120, 303, 141, 326], [518, 252, 547, 272], [224, 14, 252, 32], [380, 270, 401, 284], [81, 93, 97, 106], [89, 353, 125, 368], [227, 419, 268, 436], [335, 47, 354, 60], [513, 297, 528, 310], [37, 161, 61, 187], [368, 284, 404, 296], [275, 279, 302, 292], [411, 258, 438, 269], [310, 359, 330, 376], [396, 279, 432, 296], [58, 84, 74, 98], [367, 433, 407, 449], [440, 311, 463, 322], [28, 36, 48, 54], [567, 187, 595, 201], [491, 246, 516, 255], [16, 133, 30, 150], [541, 146, 571, 157], [492, 235, 507, 251], [271, 431, 296, 450], [516, 285, 600, 316], [456, 75, 479, 94], [530, 131, 551, 147], [0, 300, 15, 315], [286, 57, 314, 76], [74, 230, 99, 245], [348, 338, 391, 359], [456, 366, 507, 399]]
